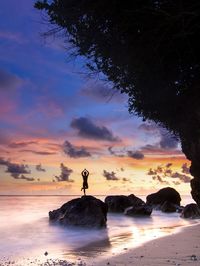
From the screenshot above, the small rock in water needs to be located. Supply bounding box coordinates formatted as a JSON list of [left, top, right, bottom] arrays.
[[44, 251, 48, 256], [191, 254, 197, 261]]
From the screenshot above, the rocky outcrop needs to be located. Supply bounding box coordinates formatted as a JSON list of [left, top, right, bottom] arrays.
[[181, 135, 200, 207], [181, 203, 200, 219], [128, 194, 145, 207], [105, 194, 145, 212], [146, 187, 181, 207], [160, 201, 177, 213], [49, 196, 108, 227], [105, 195, 131, 212], [125, 205, 152, 216]]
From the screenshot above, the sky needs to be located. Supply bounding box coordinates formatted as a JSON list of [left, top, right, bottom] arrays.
[[0, 0, 192, 196]]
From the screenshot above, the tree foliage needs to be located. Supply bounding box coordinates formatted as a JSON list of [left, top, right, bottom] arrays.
[[35, 0, 200, 139]]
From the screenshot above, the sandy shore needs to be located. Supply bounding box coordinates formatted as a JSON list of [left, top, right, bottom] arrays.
[[95, 223, 200, 266], [1, 223, 199, 266]]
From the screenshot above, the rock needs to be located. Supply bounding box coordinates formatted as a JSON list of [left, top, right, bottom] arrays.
[[105, 194, 144, 212], [105, 195, 132, 212], [125, 205, 152, 216], [49, 196, 108, 227], [146, 187, 181, 206], [181, 203, 200, 218], [160, 201, 177, 213], [191, 178, 200, 207], [128, 194, 145, 207]]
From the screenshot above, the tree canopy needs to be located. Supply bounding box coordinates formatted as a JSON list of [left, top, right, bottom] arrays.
[[35, 0, 200, 140], [34, 0, 200, 205]]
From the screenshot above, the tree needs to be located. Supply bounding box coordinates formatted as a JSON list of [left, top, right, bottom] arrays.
[[35, 0, 200, 205]]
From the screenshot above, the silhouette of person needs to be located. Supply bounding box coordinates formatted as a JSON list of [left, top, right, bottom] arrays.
[[81, 169, 89, 195]]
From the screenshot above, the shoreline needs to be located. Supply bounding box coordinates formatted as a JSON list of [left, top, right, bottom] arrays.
[[0, 220, 199, 265], [95, 222, 200, 266]]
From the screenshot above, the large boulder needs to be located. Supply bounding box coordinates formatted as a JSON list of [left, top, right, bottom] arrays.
[[105, 194, 144, 212], [128, 194, 145, 207], [49, 196, 108, 227], [105, 195, 131, 212], [125, 205, 152, 216], [181, 203, 200, 219], [160, 201, 177, 213], [146, 187, 181, 207]]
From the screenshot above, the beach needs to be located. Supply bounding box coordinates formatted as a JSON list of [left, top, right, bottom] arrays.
[[95, 223, 200, 266], [0, 195, 199, 266]]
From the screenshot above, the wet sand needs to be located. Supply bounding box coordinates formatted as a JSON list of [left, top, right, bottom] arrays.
[[1, 223, 200, 265], [96, 223, 200, 266]]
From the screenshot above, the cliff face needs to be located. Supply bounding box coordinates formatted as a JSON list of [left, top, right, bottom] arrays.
[[181, 133, 200, 207]]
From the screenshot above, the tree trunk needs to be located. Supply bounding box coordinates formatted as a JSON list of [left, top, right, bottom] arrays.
[[181, 136, 200, 207]]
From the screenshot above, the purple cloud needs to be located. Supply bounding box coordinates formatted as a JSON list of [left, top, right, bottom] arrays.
[[8, 141, 37, 148], [71, 117, 120, 142], [181, 163, 190, 174], [21, 150, 56, 155], [103, 170, 119, 181], [63, 140, 91, 158], [147, 163, 191, 184], [127, 150, 144, 160], [35, 163, 46, 172], [55, 163, 73, 182]]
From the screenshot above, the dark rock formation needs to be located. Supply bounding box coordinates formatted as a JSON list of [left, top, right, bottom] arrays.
[[160, 201, 177, 213], [125, 205, 152, 216], [181, 203, 200, 219], [105, 194, 144, 212], [181, 137, 200, 207], [191, 178, 200, 207], [146, 187, 181, 207], [105, 195, 131, 212], [128, 194, 145, 207], [49, 195, 108, 227]]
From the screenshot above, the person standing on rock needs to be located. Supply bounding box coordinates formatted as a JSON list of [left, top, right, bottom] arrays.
[[81, 169, 89, 195]]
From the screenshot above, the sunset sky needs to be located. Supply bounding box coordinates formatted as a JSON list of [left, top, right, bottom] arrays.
[[0, 0, 192, 196]]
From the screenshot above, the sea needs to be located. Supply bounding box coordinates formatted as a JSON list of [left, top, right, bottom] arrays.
[[0, 195, 199, 265]]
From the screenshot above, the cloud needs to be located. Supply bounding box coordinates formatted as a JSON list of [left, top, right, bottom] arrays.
[[0, 68, 23, 91], [122, 177, 130, 182], [21, 150, 57, 155], [8, 141, 37, 148], [152, 175, 169, 185], [147, 168, 157, 175], [6, 162, 31, 178], [127, 150, 144, 160], [71, 117, 120, 142], [181, 163, 190, 174], [36, 163, 46, 172], [63, 140, 91, 158], [108, 146, 144, 159], [147, 163, 191, 184], [139, 123, 179, 153], [159, 129, 178, 149], [80, 81, 126, 103], [13, 174, 35, 181], [55, 163, 73, 182], [166, 163, 173, 168], [0, 157, 8, 165], [138, 123, 158, 132], [171, 172, 191, 183], [0, 157, 35, 181], [108, 146, 124, 157], [103, 170, 119, 181]]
